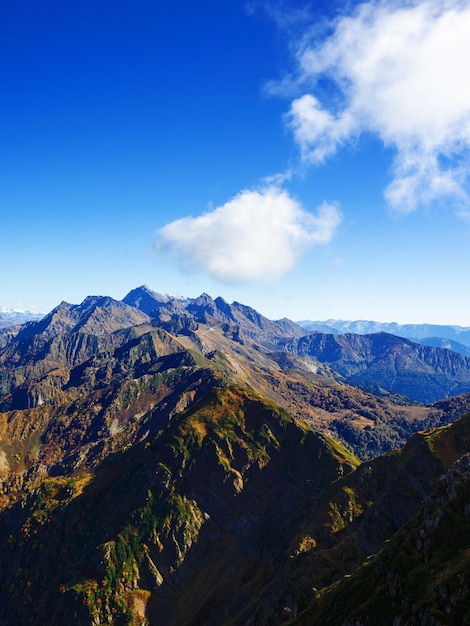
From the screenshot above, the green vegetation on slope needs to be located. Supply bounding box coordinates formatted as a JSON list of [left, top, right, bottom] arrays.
[[0, 385, 358, 625], [292, 450, 470, 625]]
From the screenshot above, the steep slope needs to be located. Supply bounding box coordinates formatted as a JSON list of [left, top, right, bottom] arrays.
[[282, 331, 470, 403], [0, 296, 152, 411], [2, 397, 470, 625], [0, 329, 221, 508], [0, 386, 359, 626], [16, 295, 150, 339], [293, 418, 470, 625]]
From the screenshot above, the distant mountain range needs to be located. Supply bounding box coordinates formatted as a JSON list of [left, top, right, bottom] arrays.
[[1, 285, 470, 624], [280, 331, 470, 404], [0, 308, 44, 328], [418, 335, 470, 357], [298, 318, 470, 352]]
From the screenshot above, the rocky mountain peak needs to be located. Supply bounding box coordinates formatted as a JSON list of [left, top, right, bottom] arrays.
[[122, 285, 172, 314], [186, 293, 218, 320], [214, 295, 236, 320]]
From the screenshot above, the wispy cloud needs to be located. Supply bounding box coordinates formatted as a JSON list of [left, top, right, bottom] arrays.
[[157, 187, 341, 283], [285, 0, 470, 213]]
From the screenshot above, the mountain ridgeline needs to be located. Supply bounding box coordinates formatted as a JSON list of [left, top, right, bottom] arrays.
[[1, 285, 470, 624], [298, 318, 470, 355], [280, 331, 470, 403]]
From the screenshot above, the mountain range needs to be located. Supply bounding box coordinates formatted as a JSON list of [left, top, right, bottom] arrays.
[[1, 285, 470, 624], [280, 331, 470, 404], [298, 318, 470, 354], [0, 308, 44, 329]]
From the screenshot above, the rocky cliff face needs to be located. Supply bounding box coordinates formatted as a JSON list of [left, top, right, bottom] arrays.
[[0, 296, 151, 411]]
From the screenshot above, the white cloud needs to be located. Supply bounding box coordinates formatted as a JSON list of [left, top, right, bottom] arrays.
[[289, 94, 354, 163], [157, 187, 341, 283], [286, 0, 470, 212]]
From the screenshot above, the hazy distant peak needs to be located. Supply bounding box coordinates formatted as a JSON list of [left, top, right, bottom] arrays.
[[1, 307, 30, 314], [298, 319, 470, 348], [0, 308, 45, 330]]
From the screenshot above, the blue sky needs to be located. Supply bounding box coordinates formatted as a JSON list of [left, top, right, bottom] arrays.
[[2, 0, 470, 324]]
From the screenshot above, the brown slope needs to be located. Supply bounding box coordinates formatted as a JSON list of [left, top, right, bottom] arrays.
[[0, 330, 221, 509], [174, 322, 470, 459], [0, 297, 152, 411]]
